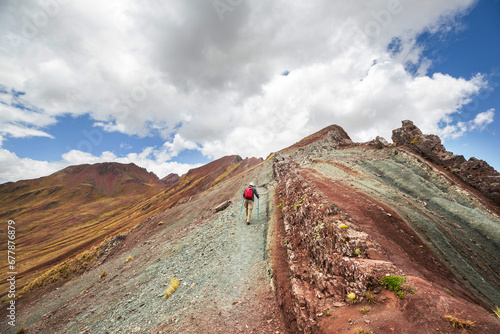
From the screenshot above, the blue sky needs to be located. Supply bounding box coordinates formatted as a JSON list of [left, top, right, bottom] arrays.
[[0, 0, 498, 183], [1, 114, 210, 165], [421, 0, 500, 168]]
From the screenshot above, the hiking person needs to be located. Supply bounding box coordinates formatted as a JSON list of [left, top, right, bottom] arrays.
[[243, 182, 260, 225]]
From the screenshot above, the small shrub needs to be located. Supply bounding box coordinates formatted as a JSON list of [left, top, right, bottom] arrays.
[[339, 224, 349, 229], [126, 255, 133, 262], [444, 288, 454, 296], [364, 290, 377, 304], [354, 248, 361, 256], [164, 277, 180, 300], [283, 238, 289, 248], [380, 276, 407, 299], [293, 194, 307, 210], [380, 275, 405, 291], [314, 223, 325, 232], [15, 325, 25, 334], [411, 136, 420, 144], [323, 310, 331, 316], [360, 306, 370, 315], [347, 292, 357, 304], [355, 328, 372, 334], [99, 269, 107, 279], [313, 223, 326, 240], [1, 297, 12, 305], [444, 315, 475, 329], [493, 305, 500, 318]]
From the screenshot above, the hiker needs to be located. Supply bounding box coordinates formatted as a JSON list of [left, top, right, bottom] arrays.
[[243, 182, 260, 225]]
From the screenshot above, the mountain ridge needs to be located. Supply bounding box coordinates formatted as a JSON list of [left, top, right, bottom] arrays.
[[392, 120, 500, 204], [1, 122, 499, 333]]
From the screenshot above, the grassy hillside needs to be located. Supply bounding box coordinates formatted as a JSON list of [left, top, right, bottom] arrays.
[[0, 163, 164, 296], [0, 156, 261, 298]]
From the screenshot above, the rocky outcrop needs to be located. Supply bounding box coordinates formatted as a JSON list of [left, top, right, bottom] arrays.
[[392, 120, 500, 204], [273, 155, 400, 333], [214, 200, 231, 212], [320, 125, 354, 148], [366, 136, 390, 149]]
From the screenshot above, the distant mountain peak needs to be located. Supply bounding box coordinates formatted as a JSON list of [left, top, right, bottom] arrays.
[[58, 161, 152, 175], [161, 173, 180, 185], [281, 124, 353, 153], [50, 162, 162, 196]]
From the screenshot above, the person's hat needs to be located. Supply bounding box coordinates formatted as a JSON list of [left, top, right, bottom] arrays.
[[249, 182, 256, 187]]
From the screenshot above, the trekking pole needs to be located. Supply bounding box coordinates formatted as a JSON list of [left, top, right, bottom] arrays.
[[238, 199, 244, 219], [257, 197, 260, 218]]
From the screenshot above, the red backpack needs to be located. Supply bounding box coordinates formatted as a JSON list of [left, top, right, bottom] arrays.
[[244, 187, 253, 199]]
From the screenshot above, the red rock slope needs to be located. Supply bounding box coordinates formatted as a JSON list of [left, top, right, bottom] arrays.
[[271, 123, 500, 333]]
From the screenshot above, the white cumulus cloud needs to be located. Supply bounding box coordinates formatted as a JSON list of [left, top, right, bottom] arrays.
[[441, 108, 495, 139], [0, 0, 496, 182], [470, 108, 495, 131]]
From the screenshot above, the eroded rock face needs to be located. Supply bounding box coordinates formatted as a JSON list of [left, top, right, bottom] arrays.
[[391, 120, 422, 146], [321, 126, 354, 148], [392, 120, 500, 204], [366, 136, 390, 149], [292, 126, 355, 161], [273, 156, 400, 333]]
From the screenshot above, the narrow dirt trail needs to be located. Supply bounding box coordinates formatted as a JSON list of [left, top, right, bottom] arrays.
[[9, 161, 287, 334]]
